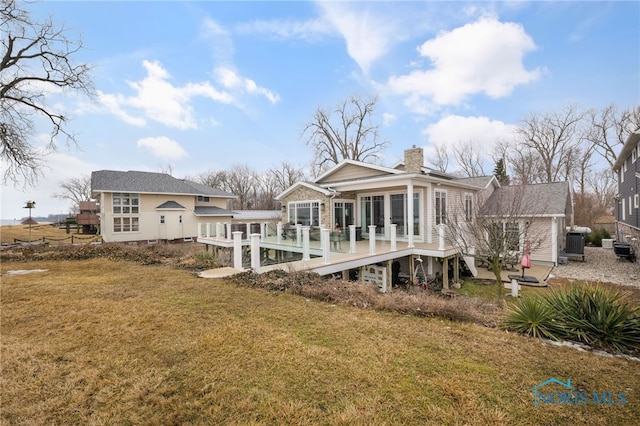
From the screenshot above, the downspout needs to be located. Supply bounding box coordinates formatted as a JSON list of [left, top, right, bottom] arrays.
[[327, 187, 338, 227]]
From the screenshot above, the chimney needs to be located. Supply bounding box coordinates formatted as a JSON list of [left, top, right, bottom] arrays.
[[404, 145, 424, 174]]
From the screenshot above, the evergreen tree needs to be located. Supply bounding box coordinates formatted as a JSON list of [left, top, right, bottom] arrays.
[[493, 158, 510, 186]]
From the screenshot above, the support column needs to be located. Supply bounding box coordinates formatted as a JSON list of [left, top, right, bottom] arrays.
[[322, 228, 331, 264], [197, 223, 203, 239], [349, 224, 356, 253], [277, 222, 283, 244], [369, 225, 376, 255], [216, 223, 222, 239], [407, 182, 415, 248], [442, 257, 449, 290], [296, 224, 302, 247], [390, 224, 397, 251], [250, 233, 261, 272], [233, 231, 243, 270], [226, 223, 232, 241], [260, 223, 266, 240], [454, 256, 459, 282], [302, 226, 311, 261], [206, 223, 211, 238], [245, 223, 251, 240], [438, 224, 445, 250]]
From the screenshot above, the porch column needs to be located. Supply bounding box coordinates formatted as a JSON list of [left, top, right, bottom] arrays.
[[302, 226, 311, 261], [296, 224, 302, 247], [438, 224, 445, 250], [277, 222, 283, 244], [250, 233, 261, 272], [246, 223, 251, 239], [226, 223, 232, 241], [369, 225, 376, 255], [322, 228, 331, 264], [551, 217, 558, 265], [349, 224, 356, 253], [233, 231, 243, 270], [206, 223, 211, 238], [197, 223, 203, 239], [260, 223, 266, 240], [407, 182, 415, 248], [390, 224, 397, 251], [454, 256, 459, 282], [216, 223, 223, 239], [442, 257, 449, 290]]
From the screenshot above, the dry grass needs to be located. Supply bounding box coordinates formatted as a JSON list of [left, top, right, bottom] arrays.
[[2, 257, 639, 425], [0, 224, 100, 245]]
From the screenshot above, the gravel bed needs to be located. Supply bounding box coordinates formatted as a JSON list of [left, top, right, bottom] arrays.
[[549, 246, 640, 288]]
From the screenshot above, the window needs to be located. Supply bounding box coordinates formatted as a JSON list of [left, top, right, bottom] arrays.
[[633, 147, 638, 163], [179, 215, 183, 224], [505, 222, 520, 251], [630, 196, 633, 215], [464, 194, 473, 222], [197, 196, 210, 202], [288, 201, 320, 226], [620, 168, 624, 183], [622, 198, 626, 221], [435, 190, 447, 225], [635, 194, 639, 209], [390, 192, 420, 237], [112, 193, 139, 233], [160, 215, 165, 224]]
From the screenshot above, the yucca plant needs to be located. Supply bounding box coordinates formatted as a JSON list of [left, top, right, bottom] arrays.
[[504, 296, 565, 340]]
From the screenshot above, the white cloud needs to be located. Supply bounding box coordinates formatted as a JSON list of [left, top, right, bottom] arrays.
[[214, 67, 280, 104], [137, 136, 188, 160], [388, 17, 541, 110], [316, 2, 406, 74], [422, 115, 517, 164], [382, 112, 396, 126], [235, 18, 332, 42]]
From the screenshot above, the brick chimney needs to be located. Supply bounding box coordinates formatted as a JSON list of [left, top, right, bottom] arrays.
[[404, 145, 424, 174]]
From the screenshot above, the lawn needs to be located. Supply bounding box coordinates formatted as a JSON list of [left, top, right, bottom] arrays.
[[2, 255, 639, 425], [0, 223, 100, 245]]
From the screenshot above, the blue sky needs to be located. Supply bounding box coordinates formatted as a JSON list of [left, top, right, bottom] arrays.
[[2, 0, 639, 219]]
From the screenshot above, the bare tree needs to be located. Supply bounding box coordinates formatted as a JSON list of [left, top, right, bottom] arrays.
[[1, 0, 94, 185], [585, 104, 640, 168], [196, 169, 229, 192], [427, 143, 450, 172], [444, 185, 548, 300], [302, 95, 388, 171], [225, 164, 257, 210], [270, 161, 306, 194], [507, 144, 544, 185], [516, 105, 586, 183], [53, 174, 91, 213], [452, 141, 487, 177]]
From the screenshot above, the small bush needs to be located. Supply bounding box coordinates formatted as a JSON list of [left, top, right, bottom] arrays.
[[505, 285, 640, 355], [585, 228, 611, 247]]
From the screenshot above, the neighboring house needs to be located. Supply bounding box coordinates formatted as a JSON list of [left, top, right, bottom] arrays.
[[76, 201, 99, 234], [613, 130, 640, 248], [91, 170, 280, 243]]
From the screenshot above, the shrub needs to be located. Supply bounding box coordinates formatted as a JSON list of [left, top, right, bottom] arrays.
[[505, 285, 640, 355], [585, 228, 611, 247]]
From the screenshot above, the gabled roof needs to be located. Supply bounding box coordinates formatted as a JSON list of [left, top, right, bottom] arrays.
[[276, 181, 336, 200], [155, 201, 186, 210], [485, 182, 571, 216], [453, 175, 499, 189], [315, 159, 402, 182], [613, 131, 640, 171], [91, 170, 236, 198]]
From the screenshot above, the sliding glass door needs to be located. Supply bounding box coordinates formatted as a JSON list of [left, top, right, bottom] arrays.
[[361, 195, 385, 236]]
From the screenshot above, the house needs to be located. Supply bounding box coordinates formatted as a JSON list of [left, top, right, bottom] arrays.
[[612, 130, 640, 249], [91, 170, 280, 243], [76, 201, 99, 234]]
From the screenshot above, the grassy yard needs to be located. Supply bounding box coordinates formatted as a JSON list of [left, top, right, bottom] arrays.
[[2, 255, 639, 425], [0, 223, 100, 245]]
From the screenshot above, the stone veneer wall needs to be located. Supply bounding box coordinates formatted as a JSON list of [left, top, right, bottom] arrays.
[[280, 187, 358, 228], [616, 222, 640, 253], [404, 146, 424, 174]]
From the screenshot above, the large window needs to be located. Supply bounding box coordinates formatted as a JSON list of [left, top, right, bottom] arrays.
[[288, 201, 320, 226], [112, 193, 139, 233], [435, 190, 447, 225], [390, 192, 420, 237], [333, 201, 354, 228], [361, 195, 385, 235]]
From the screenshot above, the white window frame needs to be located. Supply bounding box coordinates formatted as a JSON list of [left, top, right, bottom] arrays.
[[160, 215, 165, 224], [622, 198, 626, 221], [112, 193, 139, 233], [634, 194, 639, 209], [287, 200, 321, 226], [464, 193, 473, 222], [435, 190, 447, 225]]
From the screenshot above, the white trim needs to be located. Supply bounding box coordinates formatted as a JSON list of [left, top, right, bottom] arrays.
[[276, 181, 334, 200]]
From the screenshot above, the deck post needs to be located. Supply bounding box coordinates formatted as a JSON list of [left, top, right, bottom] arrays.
[[442, 257, 449, 289], [206, 223, 211, 238], [296, 224, 302, 247], [226, 223, 232, 241], [233, 231, 243, 270], [390, 224, 397, 251], [216, 223, 222, 240], [302, 226, 311, 261], [245, 223, 251, 240], [250, 233, 261, 272], [260, 223, 266, 240], [322, 228, 331, 264], [369, 225, 376, 255], [438, 224, 445, 250], [349, 225, 356, 253], [197, 223, 203, 238], [277, 222, 283, 244]]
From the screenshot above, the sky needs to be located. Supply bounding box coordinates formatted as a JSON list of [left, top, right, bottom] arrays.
[[1, 0, 639, 220]]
